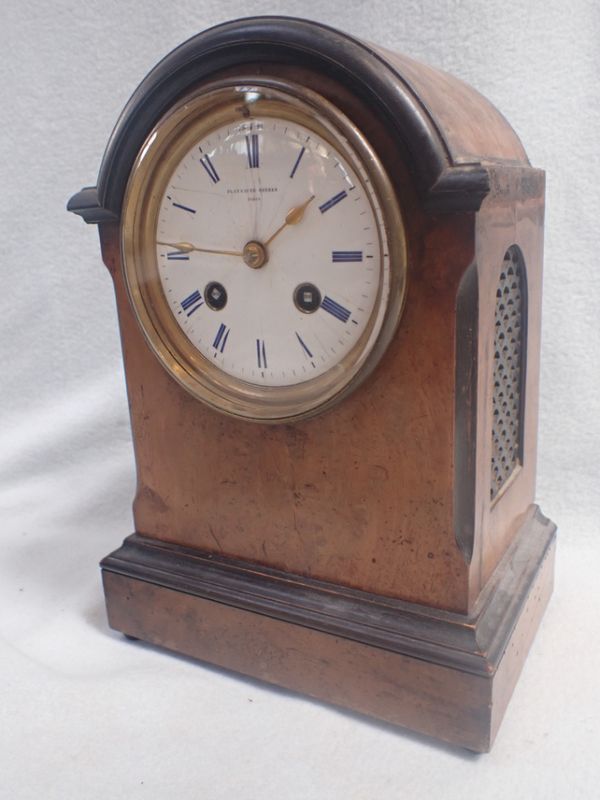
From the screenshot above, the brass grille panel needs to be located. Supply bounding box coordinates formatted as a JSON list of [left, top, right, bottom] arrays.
[[491, 247, 526, 500]]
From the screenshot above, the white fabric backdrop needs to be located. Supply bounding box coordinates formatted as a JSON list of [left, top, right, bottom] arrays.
[[1, 1, 599, 797]]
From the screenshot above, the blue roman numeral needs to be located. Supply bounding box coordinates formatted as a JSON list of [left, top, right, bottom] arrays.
[[172, 201, 196, 214], [199, 154, 220, 184], [167, 251, 190, 261], [321, 296, 351, 323], [213, 323, 230, 353], [180, 290, 203, 316], [319, 191, 347, 214], [289, 146, 305, 179], [332, 251, 363, 262], [246, 134, 260, 168], [256, 339, 267, 369], [295, 332, 313, 358]]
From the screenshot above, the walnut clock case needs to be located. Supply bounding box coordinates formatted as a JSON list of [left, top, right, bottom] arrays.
[[68, 17, 556, 752]]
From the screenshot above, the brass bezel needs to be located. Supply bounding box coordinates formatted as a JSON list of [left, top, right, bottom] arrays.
[[121, 78, 407, 422]]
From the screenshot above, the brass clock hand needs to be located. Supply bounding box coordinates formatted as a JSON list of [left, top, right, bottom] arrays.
[[158, 196, 315, 264], [263, 195, 315, 247], [157, 241, 243, 257]]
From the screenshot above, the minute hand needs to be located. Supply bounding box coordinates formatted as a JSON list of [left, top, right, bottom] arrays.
[[157, 241, 243, 257], [263, 195, 315, 247]]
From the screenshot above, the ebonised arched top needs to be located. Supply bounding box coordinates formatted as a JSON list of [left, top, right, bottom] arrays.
[[68, 16, 529, 223]]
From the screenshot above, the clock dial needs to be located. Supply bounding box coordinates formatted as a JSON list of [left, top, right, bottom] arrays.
[[121, 80, 407, 420], [155, 118, 386, 387]]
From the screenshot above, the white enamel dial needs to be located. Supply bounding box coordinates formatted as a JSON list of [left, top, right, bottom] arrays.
[[154, 117, 389, 387]]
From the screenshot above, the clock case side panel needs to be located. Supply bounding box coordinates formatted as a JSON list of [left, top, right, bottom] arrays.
[[461, 166, 547, 606]]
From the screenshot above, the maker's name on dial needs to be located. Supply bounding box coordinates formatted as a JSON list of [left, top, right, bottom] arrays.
[[226, 186, 279, 195]]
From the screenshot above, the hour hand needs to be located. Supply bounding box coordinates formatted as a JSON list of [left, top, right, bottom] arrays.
[[157, 240, 243, 257], [263, 195, 315, 247]]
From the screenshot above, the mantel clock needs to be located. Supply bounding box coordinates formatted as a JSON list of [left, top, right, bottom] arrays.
[[69, 17, 556, 752]]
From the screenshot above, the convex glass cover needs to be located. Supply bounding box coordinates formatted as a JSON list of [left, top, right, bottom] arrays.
[[121, 80, 407, 420]]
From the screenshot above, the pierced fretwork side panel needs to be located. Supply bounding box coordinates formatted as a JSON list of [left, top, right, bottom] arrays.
[[491, 247, 527, 501]]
